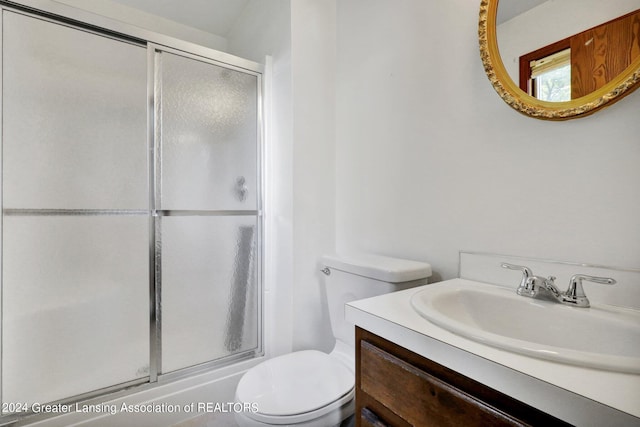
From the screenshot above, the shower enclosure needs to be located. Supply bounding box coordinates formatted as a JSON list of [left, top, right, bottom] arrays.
[[0, 5, 262, 421]]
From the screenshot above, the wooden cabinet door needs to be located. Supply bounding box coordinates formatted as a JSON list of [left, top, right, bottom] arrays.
[[355, 328, 571, 427]]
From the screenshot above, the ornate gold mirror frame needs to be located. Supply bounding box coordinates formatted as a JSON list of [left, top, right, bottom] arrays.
[[479, 0, 640, 120]]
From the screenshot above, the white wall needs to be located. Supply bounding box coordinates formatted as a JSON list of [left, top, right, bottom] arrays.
[[335, 0, 640, 295], [289, 0, 337, 352]]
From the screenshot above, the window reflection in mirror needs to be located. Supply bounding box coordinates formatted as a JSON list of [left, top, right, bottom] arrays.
[[523, 48, 571, 101]]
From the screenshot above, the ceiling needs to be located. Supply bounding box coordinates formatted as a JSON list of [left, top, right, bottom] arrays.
[[497, 0, 548, 24], [109, 0, 250, 36], [97, 0, 551, 36]]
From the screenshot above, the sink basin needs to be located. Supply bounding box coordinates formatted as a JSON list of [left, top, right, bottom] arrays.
[[410, 280, 640, 373]]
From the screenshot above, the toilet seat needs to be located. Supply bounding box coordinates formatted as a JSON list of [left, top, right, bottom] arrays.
[[236, 350, 354, 425]]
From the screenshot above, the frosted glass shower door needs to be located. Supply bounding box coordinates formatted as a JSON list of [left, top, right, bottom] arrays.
[[159, 52, 259, 211], [161, 216, 259, 372], [1, 11, 149, 405], [156, 50, 261, 373]]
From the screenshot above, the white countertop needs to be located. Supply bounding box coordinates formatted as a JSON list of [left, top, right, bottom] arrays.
[[346, 279, 640, 427]]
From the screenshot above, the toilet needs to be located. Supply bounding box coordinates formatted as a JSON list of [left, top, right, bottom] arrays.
[[234, 253, 432, 427]]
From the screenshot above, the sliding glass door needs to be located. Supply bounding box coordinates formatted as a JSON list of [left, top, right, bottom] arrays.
[[154, 49, 261, 374], [1, 8, 262, 416], [2, 10, 149, 405]]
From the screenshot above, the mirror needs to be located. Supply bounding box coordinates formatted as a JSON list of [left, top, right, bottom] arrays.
[[479, 0, 640, 120]]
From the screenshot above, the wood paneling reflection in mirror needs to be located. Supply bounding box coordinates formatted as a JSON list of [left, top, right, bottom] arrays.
[[572, 9, 640, 98], [519, 10, 640, 101]]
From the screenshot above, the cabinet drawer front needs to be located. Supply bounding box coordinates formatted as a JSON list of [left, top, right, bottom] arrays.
[[360, 340, 526, 427]]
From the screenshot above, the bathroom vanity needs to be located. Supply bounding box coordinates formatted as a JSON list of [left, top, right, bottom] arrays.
[[355, 327, 568, 426], [346, 279, 640, 427]]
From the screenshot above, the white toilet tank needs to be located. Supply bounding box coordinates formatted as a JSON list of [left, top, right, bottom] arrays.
[[322, 253, 432, 350]]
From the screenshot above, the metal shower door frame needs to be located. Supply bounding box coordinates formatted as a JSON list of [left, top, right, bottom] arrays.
[[147, 43, 265, 383], [0, 2, 265, 423]]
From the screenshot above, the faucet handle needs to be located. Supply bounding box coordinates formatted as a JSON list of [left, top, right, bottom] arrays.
[[501, 263, 534, 293], [563, 274, 616, 308], [501, 263, 533, 276]]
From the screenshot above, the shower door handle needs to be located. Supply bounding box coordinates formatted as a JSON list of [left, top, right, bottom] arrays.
[[236, 176, 248, 202]]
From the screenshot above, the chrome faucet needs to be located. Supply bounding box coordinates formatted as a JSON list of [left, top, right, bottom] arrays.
[[564, 274, 616, 307], [501, 263, 616, 308]]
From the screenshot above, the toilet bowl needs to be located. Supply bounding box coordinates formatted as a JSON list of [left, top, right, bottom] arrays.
[[234, 253, 432, 426], [234, 345, 354, 426]]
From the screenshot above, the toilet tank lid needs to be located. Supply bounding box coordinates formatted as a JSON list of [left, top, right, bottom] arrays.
[[323, 253, 432, 283]]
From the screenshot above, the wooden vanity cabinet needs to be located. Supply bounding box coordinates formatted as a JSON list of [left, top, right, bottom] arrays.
[[355, 327, 571, 427]]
